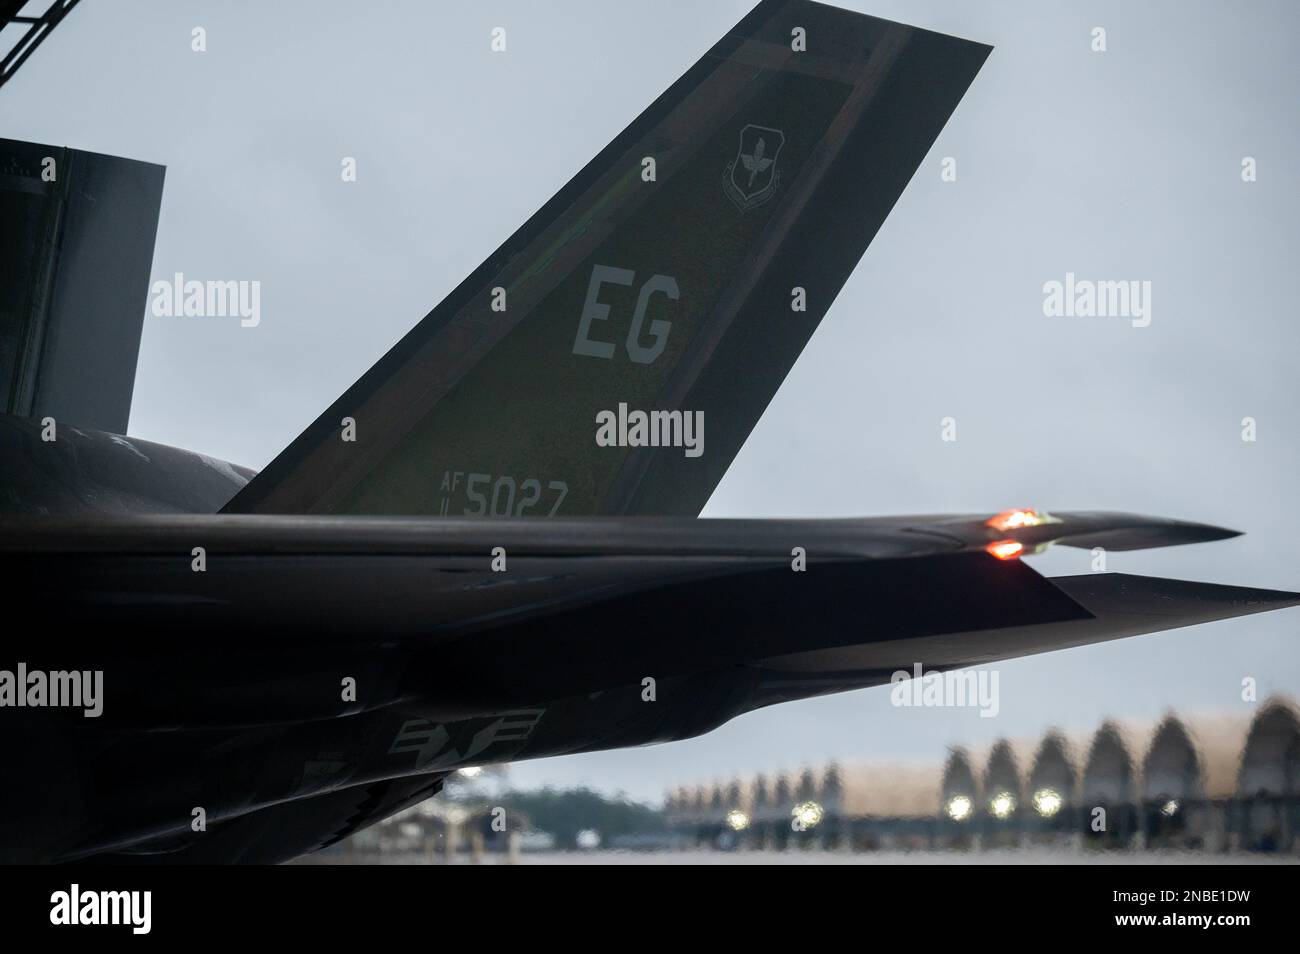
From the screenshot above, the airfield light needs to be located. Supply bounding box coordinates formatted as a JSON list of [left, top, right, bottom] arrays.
[[945, 795, 973, 821], [725, 809, 750, 832], [989, 791, 1017, 819], [792, 801, 823, 830], [1161, 799, 1180, 818], [986, 540, 1024, 560], [1032, 788, 1063, 818], [986, 509, 1045, 532], [444, 805, 469, 826]]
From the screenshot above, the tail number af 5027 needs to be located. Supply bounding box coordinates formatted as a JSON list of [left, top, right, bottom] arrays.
[[439, 470, 568, 517], [572, 264, 679, 364]]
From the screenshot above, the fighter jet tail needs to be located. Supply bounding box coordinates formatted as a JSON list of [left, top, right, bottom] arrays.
[[224, 0, 991, 517]]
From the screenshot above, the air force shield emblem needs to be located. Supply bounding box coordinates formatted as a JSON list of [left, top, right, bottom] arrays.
[[723, 124, 785, 212]]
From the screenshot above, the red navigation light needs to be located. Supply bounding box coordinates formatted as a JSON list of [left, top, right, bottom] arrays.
[[986, 509, 1042, 532], [986, 540, 1024, 561]]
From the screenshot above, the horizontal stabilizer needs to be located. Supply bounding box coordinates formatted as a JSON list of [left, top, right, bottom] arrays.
[[4, 512, 1293, 718], [753, 573, 1300, 701], [916, 509, 1242, 553]]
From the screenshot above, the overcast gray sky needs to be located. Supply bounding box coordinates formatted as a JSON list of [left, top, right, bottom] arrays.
[[3, 0, 1297, 801]]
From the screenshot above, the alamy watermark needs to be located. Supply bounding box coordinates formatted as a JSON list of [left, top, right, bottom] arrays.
[[596, 402, 703, 458], [50, 884, 150, 934], [0, 664, 102, 717], [890, 663, 999, 718], [1042, 272, 1151, 328], [150, 272, 261, 327]]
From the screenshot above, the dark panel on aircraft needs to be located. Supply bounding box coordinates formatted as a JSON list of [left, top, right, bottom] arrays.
[[1, 509, 1294, 862], [0, 413, 254, 514], [0, 137, 164, 434]]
